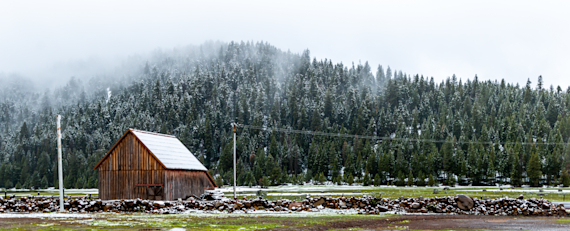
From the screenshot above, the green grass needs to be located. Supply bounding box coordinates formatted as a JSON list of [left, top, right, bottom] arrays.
[[557, 218, 570, 224], [0, 213, 395, 230], [0, 188, 98, 199], [3, 185, 569, 202], [222, 185, 570, 202]]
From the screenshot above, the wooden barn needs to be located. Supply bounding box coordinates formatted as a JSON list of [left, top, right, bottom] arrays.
[[94, 129, 216, 200]]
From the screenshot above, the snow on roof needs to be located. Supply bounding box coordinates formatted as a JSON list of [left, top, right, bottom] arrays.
[[131, 129, 207, 171]]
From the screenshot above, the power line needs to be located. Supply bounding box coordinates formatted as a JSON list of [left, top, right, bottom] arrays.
[[236, 124, 568, 146]]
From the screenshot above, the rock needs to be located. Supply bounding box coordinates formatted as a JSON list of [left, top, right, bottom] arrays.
[[517, 194, 524, 200], [456, 194, 474, 211], [103, 204, 113, 211], [377, 206, 389, 212], [411, 202, 421, 209], [288, 202, 303, 210], [214, 200, 223, 208], [339, 200, 346, 208], [313, 198, 325, 206], [154, 201, 165, 208]]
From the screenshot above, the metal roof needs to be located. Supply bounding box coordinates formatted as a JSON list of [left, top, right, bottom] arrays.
[[131, 129, 207, 171]]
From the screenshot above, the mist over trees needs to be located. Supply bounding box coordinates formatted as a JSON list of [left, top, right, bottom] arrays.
[[1, 41, 570, 189]]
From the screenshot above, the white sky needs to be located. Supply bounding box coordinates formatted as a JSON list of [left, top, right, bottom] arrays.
[[1, 0, 569, 89]]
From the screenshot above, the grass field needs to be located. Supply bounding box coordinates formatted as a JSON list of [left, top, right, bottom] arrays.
[[2, 213, 570, 230], [3, 185, 570, 202], [218, 184, 570, 202], [0, 213, 396, 230], [0, 188, 98, 199]]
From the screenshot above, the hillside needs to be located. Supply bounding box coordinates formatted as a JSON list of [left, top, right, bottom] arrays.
[[1, 41, 570, 189]]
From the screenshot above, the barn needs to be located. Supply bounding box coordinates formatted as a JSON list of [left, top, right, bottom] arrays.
[[94, 129, 216, 200]]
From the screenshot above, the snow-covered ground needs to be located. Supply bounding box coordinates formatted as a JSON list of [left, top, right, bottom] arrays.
[[216, 184, 520, 195], [0, 213, 93, 218], [463, 189, 570, 193], [1, 187, 98, 194], [42, 188, 98, 194]]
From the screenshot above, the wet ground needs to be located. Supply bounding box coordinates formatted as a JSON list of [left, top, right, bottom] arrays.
[[1, 214, 570, 230], [382, 215, 570, 231], [269, 215, 570, 230]]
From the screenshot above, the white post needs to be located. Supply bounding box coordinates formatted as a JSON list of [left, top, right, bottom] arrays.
[[57, 115, 64, 212], [232, 123, 237, 200]]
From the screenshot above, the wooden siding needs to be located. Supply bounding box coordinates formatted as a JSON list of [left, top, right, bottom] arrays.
[[164, 170, 214, 200], [97, 133, 165, 200]]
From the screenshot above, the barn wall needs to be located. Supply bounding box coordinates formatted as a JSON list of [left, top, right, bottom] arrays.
[[97, 133, 165, 200], [164, 170, 215, 200]]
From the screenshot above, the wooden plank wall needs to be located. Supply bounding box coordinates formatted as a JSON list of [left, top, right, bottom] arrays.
[[97, 133, 165, 200], [164, 170, 215, 200]]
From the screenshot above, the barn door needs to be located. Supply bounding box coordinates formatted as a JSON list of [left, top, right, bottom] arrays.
[[135, 184, 164, 200], [146, 186, 164, 200]]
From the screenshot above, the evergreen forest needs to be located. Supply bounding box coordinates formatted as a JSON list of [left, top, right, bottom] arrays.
[[1, 41, 570, 189]]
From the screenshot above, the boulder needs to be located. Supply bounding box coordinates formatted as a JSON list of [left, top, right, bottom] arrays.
[[288, 201, 303, 210], [313, 198, 325, 206], [411, 202, 421, 209], [214, 200, 223, 208], [339, 200, 347, 209], [456, 194, 474, 211], [103, 204, 113, 211]]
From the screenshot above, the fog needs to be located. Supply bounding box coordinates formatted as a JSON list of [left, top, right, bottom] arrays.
[[1, 0, 570, 89]]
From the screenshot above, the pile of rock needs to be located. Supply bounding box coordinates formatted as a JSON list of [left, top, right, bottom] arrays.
[[0, 194, 566, 216]]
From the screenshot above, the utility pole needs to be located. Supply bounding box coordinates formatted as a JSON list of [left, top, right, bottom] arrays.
[[57, 115, 64, 212], [232, 123, 237, 200]]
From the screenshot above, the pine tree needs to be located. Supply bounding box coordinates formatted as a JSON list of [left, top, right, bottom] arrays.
[[560, 170, 570, 187], [40, 176, 48, 189], [396, 171, 405, 186], [346, 173, 354, 185], [527, 148, 542, 187], [407, 169, 414, 186], [363, 172, 370, 186], [324, 90, 333, 121], [510, 159, 522, 187], [428, 174, 435, 186], [417, 171, 426, 186], [374, 173, 381, 186]]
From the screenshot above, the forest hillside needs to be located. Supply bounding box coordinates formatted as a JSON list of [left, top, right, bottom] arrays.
[[1, 41, 570, 189]]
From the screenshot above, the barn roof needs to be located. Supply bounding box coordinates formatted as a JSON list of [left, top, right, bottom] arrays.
[[130, 129, 207, 171], [94, 129, 208, 171]]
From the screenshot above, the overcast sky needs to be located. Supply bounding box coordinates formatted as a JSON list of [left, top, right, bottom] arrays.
[[1, 0, 569, 89]]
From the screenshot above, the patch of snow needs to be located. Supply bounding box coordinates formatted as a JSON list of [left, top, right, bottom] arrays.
[[106, 87, 111, 103], [0, 213, 93, 218]]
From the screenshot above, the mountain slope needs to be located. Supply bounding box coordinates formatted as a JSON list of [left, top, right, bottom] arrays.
[[1, 41, 570, 189]]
